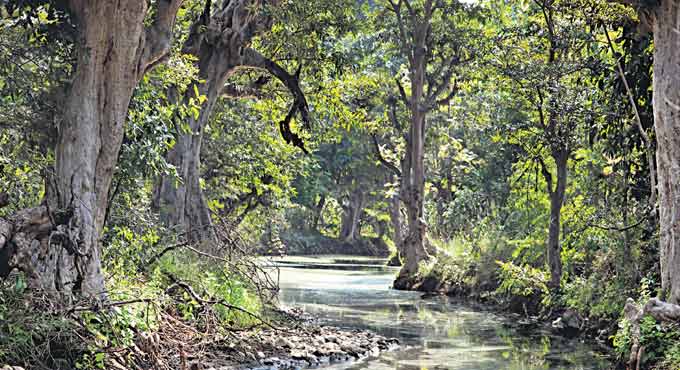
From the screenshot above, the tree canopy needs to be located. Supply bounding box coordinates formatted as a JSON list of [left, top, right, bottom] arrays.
[[1, 0, 680, 369]]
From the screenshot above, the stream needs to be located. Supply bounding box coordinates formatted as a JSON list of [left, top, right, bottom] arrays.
[[271, 255, 611, 370]]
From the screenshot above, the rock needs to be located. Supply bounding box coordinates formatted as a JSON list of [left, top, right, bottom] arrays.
[[276, 337, 293, 348], [562, 309, 583, 329], [340, 344, 362, 356], [552, 309, 582, 337], [263, 357, 280, 366], [256, 351, 265, 359], [290, 350, 308, 360], [324, 334, 339, 343]]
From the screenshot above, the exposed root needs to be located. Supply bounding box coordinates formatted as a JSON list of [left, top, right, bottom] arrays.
[[624, 297, 680, 370]]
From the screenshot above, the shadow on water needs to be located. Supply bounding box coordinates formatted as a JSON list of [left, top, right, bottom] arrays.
[[269, 255, 611, 370]]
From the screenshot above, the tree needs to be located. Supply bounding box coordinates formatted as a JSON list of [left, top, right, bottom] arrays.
[[491, 0, 607, 288], [152, 0, 309, 243], [381, 0, 476, 289], [0, 0, 182, 299], [615, 0, 680, 303]]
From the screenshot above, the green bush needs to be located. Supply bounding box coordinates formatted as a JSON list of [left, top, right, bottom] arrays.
[[612, 315, 680, 369], [0, 277, 85, 369], [495, 261, 550, 307]]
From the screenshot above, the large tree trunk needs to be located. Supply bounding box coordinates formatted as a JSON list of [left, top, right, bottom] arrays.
[[394, 20, 430, 288], [653, 0, 680, 304], [153, 1, 307, 243], [547, 151, 568, 289], [389, 193, 403, 259], [153, 0, 257, 243], [0, 0, 181, 299], [339, 189, 365, 241], [154, 85, 221, 243]]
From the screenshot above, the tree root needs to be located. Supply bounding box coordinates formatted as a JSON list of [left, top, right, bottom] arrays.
[[624, 297, 680, 370]]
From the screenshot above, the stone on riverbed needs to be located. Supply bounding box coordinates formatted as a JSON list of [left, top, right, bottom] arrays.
[[215, 308, 399, 370]]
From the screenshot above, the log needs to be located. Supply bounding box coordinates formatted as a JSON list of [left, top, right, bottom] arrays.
[[644, 297, 680, 322]]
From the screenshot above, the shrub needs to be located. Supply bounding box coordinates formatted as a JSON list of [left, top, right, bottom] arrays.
[[495, 261, 550, 307]]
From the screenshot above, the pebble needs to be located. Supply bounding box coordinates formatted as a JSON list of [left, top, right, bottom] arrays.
[[230, 308, 399, 370]]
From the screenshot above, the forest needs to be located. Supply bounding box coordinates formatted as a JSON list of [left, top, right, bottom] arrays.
[[1, 0, 680, 369]]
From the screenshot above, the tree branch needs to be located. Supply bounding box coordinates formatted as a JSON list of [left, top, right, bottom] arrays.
[[371, 134, 402, 176], [387, 0, 414, 66], [221, 81, 267, 100], [141, 0, 184, 75], [602, 24, 657, 207], [166, 278, 282, 331], [434, 80, 459, 107], [241, 48, 310, 153], [142, 241, 189, 269], [586, 217, 646, 233], [395, 78, 410, 106], [535, 86, 548, 130], [537, 156, 554, 195]]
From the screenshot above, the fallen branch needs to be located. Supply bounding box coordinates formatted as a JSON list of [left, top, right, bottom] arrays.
[[67, 298, 157, 313], [165, 276, 283, 332]]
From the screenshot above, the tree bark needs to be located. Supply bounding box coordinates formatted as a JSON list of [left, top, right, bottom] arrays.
[[0, 0, 181, 299], [154, 1, 308, 243], [311, 195, 326, 231], [339, 189, 365, 241], [394, 4, 432, 289], [547, 151, 568, 289], [154, 83, 221, 243], [154, 1, 253, 243], [389, 192, 403, 260], [653, 0, 680, 304]]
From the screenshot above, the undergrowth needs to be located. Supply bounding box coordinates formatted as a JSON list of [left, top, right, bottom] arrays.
[[0, 217, 278, 370], [413, 219, 680, 369]]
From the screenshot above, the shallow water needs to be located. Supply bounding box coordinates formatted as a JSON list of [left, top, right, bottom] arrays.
[[269, 255, 611, 370]]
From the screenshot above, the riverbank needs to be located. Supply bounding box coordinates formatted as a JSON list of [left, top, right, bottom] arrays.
[[392, 244, 680, 369], [261, 230, 390, 257], [0, 302, 398, 370], [175, 307, 399, 370], [274, 255, 611, 369], [402, 257, 618, 344]]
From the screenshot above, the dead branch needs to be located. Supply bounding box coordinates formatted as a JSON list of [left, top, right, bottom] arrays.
[[68, 298, 156, 313], [166, 278, 282, 331], [371, 134, 402, 176]]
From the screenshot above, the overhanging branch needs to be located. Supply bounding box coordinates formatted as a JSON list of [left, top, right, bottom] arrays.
[[371, 134, 402, 176], [141, 0, 184, 74], [242, 48, 310, 153]]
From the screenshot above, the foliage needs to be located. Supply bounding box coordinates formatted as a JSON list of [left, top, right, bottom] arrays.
[[0, 0, 675, 368], [495, 261, 550, 302], [614, 316, 680, 369]]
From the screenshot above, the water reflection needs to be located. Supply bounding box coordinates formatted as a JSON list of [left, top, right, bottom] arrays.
[[270, 255, 610, 370]]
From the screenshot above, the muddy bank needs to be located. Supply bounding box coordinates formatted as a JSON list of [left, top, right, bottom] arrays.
[[188, 308, 399, 370], [414, 276, 616, 348]]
